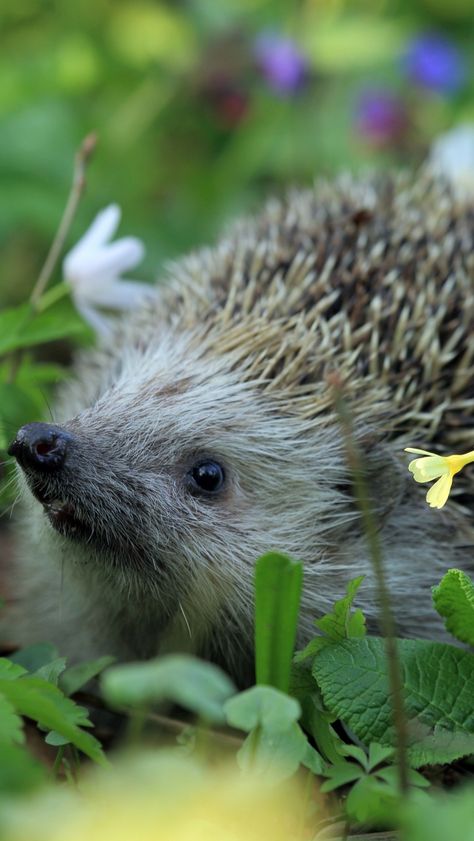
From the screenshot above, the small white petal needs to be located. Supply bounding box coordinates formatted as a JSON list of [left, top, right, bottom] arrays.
[[96, 280, 155, 310], [73, 298, 113, 337], [82, 237, 145, 278], [430, 124, 474, 199], [76, 204, 121, 252], [79, 279, 155, 310], [63, 203, 149, 334]]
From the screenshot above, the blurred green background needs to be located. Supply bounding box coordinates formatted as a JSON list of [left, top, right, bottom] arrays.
[[1, 0, 474, 304]]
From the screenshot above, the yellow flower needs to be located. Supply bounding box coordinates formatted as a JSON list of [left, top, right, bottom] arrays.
[[3, 752, 313, 841], [405, 447, 474, 509]]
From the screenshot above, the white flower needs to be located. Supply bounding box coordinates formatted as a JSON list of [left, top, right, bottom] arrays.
[[63, 204, 155, 336], [430, 124, 474, 199]]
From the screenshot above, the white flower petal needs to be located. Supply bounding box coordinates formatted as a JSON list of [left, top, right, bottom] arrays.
[[430, 124, 474, 199], [75, 204, 121, 252], [73, 298, 113, 337], [65, 239, 145, 287], [81, 280, 155, 310], [63, 203, 149, 334]]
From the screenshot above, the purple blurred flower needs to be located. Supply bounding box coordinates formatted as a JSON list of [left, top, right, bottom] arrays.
[[403, 33, 465, 93], [355, 89, 408, 146], [254, 32, 308, 95]]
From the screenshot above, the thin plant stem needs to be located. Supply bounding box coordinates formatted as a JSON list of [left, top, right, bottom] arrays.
[[52, 745, 65, 777], [330, 375, 409, 795], [30, 132, 97, 307]]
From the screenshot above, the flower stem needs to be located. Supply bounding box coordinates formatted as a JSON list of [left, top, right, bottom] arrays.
[[330, 373, 409, 796], [30, 132, 97, 307], [35, 281, 70, 313]]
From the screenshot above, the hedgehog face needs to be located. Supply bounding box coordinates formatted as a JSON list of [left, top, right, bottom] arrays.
[[10, 332, 354, 645]]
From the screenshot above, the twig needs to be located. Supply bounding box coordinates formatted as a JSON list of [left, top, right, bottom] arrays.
[[329, 373, 409, 795], [30, 132, 97, 307]]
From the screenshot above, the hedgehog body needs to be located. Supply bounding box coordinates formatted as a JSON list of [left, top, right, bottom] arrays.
[[9, 170, 474, 685]]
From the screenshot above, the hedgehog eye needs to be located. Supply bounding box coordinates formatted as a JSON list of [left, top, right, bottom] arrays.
[[190, 461, 225, 494]]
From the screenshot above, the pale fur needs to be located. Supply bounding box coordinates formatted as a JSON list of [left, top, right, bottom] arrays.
[[7, 169, 474, 686]]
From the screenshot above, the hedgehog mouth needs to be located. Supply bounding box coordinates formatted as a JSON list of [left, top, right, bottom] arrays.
[[30, 482, 93, 542]]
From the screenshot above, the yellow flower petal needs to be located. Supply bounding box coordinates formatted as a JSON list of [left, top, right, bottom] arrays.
[[426, 473, 453, 509], [404, 448, 438, 456], [445, 451, 474, 475], [408, 456, 449, 483]]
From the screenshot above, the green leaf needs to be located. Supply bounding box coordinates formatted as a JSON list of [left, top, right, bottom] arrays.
[[34, 658, 67, 685], [10, 643, 59, 673], [0, 659, 27, 680], [433, 569, 474, 646], [314, 575, 366, 642], [294, 576, 366, 663], [0, 383, 44, 443], [375, 765, 430, 788], [0, 743, 46, 795], [60, 655, 116, 696], [367, 742, 395, 771], [0, 298, 91, 357], [237, 721, 309, 782], [320, 761, 364, 792], [44, 730, 70, 747], [101, 655, 235, 724], [0, 693, 24, 745], [339, 743, 370, 769], [0, 677, 106, 765], [345, 775, 400, 825], [301, 742, 326, 776], [402, 786, 474, 841], [254, 552, 302, 693], [313, 637, 474, 767], [290, 663, 342, 764], [224, 685, 300, 733]]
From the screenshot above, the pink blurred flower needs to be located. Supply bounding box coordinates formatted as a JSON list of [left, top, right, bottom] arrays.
[[254, 32, 308, 95], [355, 89, 408, 146]]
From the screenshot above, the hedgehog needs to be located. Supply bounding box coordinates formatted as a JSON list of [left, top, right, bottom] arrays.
[[6, 169, 474, 687]]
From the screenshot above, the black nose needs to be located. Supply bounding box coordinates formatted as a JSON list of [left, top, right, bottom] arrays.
[[8, 423, 71, 473]]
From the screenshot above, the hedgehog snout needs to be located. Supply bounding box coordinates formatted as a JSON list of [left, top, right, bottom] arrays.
[[8, 422, 73, 474]]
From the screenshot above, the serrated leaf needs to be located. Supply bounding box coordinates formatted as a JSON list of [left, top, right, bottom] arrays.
[[0, 659, 27, 680], [375, 765, 430, 788], [294, 576, 366, 664], [254, 552, 302, 693], [34, 658, 67, 685], [345, 775, 400, 825], [433, 569, 474, 646], [10, 643, 59, 672], [224, 686, 300, 733], [0, 677, 106, 765], [101, 655, 235, 724], [320, 761, 364, 792], [314, 637, 474, 767], [367, 742, 395, 771], [339, 743, 369, 768], [0, 693, 24, 745], [294, 636, 329, 663], [314, 575, 366, 641], [60, 655, 116, 696]]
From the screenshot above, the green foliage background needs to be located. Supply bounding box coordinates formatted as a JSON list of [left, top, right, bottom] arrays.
[[2, 0, 474, 308]]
